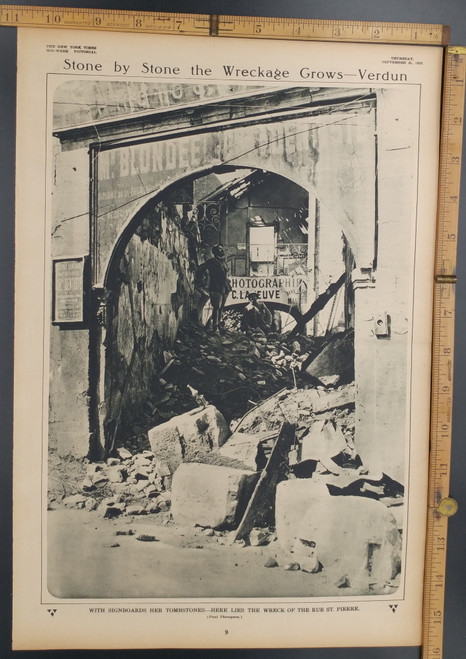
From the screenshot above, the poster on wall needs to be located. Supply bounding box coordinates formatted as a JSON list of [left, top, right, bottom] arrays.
[[13, 25, 443, 649], [52, 256, 87, 324]]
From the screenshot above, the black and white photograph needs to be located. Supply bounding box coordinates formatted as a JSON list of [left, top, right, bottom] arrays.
[[48, 77, 412, 599], [12, 27, 442, 649]]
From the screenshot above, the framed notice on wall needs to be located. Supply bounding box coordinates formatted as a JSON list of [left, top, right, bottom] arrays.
[[52, 256, 87, 324], [9, 8, 462, 655]]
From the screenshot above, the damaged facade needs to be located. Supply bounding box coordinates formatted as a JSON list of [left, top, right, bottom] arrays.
[[49, 80, 419, 596]]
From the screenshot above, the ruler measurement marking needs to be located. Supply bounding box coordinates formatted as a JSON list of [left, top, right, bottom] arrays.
[[422, 46, 464, 659], [0, 6, 448, 43]]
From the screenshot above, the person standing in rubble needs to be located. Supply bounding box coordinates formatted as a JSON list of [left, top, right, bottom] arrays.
[[196, 244, 231, 333], [241, 292, 273, 332]]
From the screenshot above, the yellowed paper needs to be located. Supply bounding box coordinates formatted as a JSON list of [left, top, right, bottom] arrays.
[[13, 26, 443, 649]]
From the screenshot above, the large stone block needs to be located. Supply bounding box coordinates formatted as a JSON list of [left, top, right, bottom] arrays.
[[305, 331, 354, 384], [148, 405, 230, 473], [300, 420, 347, 463], [217, 431, 268, 471], [276, 480, 402, 588], [275, 479, 330, 552], [298, 495, 401, 586], [171, 463, 258, 530]]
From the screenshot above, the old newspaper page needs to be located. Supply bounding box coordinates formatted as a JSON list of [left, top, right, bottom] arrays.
[[13, 26, 443, 649]]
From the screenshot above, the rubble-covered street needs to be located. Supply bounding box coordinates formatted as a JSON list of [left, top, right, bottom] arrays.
[[48, 323, 403, 598], [110, 320, 354, 454]]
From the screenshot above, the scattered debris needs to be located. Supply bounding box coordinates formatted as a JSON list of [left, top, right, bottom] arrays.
[[48, 318, 405, 595], [92, 473, 109, 486], [106, 458, 121, 467], [126, 505, 146, 516], [101, 506, 123, 519], [117, 448, 132, 460], [202, 528, 215, 537], [157, 493, 171, 511], [136, 534, 158, 542], [106, 466, 126, 483], [145, 502, 161, 514], [84, 498, 98, 511], [62, 494, 87, 508], [86, 464, 103, 477], [293, 538, 322, 574], [248, 528, 271, 547], [336, 575, 351, 588]]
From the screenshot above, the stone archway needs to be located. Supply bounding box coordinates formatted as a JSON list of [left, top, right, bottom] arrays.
[[90, 168, 299, 455], [91, 94, 377, 292], [84, 91, 376, 458], [50, 82, 419, 483], [91, 162, 356, 457]]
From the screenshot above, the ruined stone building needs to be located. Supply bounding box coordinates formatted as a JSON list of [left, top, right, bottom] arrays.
[[50, 81, 418, 485]]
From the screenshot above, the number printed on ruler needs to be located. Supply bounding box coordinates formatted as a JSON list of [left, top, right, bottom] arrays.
[[423, 47, 466, 659]]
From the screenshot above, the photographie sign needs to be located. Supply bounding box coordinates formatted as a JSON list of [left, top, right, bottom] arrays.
[[227, 275, 307, 304]]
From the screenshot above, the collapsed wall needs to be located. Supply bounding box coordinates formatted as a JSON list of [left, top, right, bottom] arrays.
[[104, 203, 194, 453]]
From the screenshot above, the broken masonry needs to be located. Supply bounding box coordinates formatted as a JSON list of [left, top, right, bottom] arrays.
[[57, 325, 403, 596]]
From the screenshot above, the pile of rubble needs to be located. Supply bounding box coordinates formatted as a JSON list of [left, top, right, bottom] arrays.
[[59, 447, 172, 518], [51, 320, 403, 595], [145, 381, 403, 595], [115, 323, 353, 454]]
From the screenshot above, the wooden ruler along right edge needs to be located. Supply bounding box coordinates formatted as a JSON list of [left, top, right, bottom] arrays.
[[0, 4, 462, 655], [422, 46, 466, 659]]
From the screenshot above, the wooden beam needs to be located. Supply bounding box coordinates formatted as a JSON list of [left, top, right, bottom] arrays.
[[233, 422, 295, 541]]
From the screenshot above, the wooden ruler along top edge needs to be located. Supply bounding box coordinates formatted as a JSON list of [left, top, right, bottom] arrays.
[[0, 5, 450, 44], [422, 46, 465, 659]]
